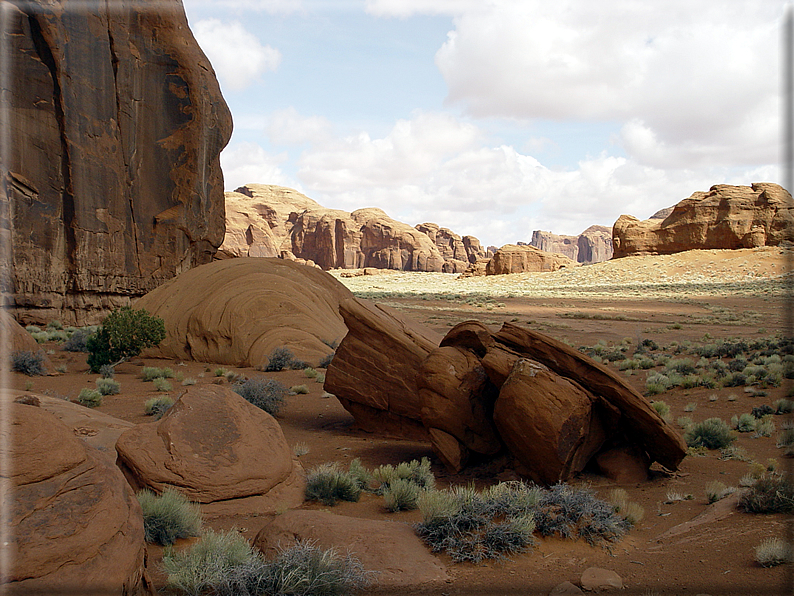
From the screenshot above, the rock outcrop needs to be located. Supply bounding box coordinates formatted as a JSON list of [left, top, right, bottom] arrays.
[[3, 311, 53, 372], [463, 244, 577, 276], [135, 258, 351, 368], [116, 385, 305, 516], [326, 312, 686, 483], [4, 0, 232, 326], [254, 510, 450, 589], [530, 225, 613, 264], [5, 402, 152, 594], [612, 183, 794, 258], [221, 184, 482, 272]]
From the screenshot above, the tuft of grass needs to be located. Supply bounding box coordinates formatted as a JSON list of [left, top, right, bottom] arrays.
[[77, 388, 102, 408], [684, 417, 735, 450], [145, 396, 175, 419], [755, 537, 793, 567], [303, 367, 318, 378], [293, 442, 310, 457], [153, 377, 172, 392], [214, 367, 228, 377], [704, 481, 734, 504], [181, 377, 197, 386], [372, 458, 435, 493], [731, 413, 756, 433], [95, 377, 120, 396], [383, 478, 422, 512], [11, 350, 45, 376], [651, 400, 671, 421], [605, 488, 644, 526], [290, 384, 310, 395], [739, 472, 794, 514], [684, 402, 697, 412], [233, 377, 288, 416], [305, 463, 362, 506], [137, 488, 202, 546]]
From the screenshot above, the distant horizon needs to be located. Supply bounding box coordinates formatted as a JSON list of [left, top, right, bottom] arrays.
[[183, 0, 785, 248]]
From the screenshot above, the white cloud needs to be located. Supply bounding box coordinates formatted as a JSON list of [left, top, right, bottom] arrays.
[[266, 107, 334, 146], [192, 19, 282, 92], [184, 0, 303, 15], [220, 142, 298, 191], [364, 0, 480, 17]]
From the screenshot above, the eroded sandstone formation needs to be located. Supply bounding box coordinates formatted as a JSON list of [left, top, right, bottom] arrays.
[[612, 183, 794, 258], [461, 244, 577, 277], [221, 184, 482, 272], [4, 0, 232, 325], [530, 225, 613, 263], [325, 312, 686, 483]]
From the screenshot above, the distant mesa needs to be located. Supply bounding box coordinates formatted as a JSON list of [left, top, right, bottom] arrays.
[[612, 183, 794, 258], [529, 225, 613, 264], [221, 184, 486, 272], [4, 0, 232, 326], [461, 244, 577, 277]]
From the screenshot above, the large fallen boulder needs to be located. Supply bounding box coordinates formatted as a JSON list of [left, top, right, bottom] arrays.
[[5, 402, 152, 594], [253, 510, 450, 590], [612, 183, 794, 258], [115, 385, 304, 516], [135, 258, 351, 368]]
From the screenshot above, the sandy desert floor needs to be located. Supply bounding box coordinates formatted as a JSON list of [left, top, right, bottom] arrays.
[[10, 247, 794, 595]]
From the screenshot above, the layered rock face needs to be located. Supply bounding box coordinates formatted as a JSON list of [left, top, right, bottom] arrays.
[[477, 244, 577, 275], [4, 0, 232, 325], [221, 184, 481, 272], [5, 403, 152, 594], [325, 309, 686, 483], [613, 183, 794, 258], [530, 225, 613, 264]]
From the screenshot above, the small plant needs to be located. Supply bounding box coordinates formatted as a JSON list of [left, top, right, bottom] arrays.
[[86, 307, 165, 373], [99, 363, 115, 379], [755, 537, 793, 567], [153, 377, 172, 392], [293, 442, 310, 457], [372, 458, 435, 493], [684, 418, 735, 450], [383, 478, 422, 512], [348, 458, 373, 490], [705, 480, 734, 504], [145, 396, 175, 419], [95, 378, 120, 396], [775, 399, 794, 414], [605, 488, 644, 525], [181, 377, 197, 386], [753, 416, 775, 438], [731, 413, 756, 433], [137, 488, 201, 546], [684, 402, 697, 412], [315, 373, 326, 384], [651, 400, 670, 421], [304, 367, 318, 378], [233, 377, 288, 416], [214, 367, 228, 377], [318, 353, 334, 369], [290, 384, 310, 395], [55, 364, 67, 374], [11, 350, 45, 376], [142, 367, 167, 381], [265, 346, 300, 372], [62, 327, 94, 352], [665, 491, 694, 503], [304, 463, 362, 505], [677, 416, 693, 429], [77, 388, 102, 408], [739, 472, 794, 514], [752, 405, 775, 418]]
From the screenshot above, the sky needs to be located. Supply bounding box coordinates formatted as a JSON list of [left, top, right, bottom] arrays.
[[182, 0, 786, 248]]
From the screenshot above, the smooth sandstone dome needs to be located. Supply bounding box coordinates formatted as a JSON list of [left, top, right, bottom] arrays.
[[135, 258, 353, 367]]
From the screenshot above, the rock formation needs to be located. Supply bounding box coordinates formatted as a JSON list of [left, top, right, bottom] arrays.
[[135, 258, 351, 368], [530, 225, 613, 264], [6, 402, 152, 594], [612, 183, 794, 258], [2, 311, 53, 372], [325, 312, 686, 483], [116, 385, 305, 516], [460, 244, 577, 276], [4, 0, 232, 326], [221, 184, 483, 272]]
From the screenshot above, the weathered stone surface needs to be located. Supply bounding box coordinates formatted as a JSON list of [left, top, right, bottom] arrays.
[[4, 0, 232, 326], [253, 510, 450, 589], [493, 358, 608, 484], [550, 580, 585, 595], [221, 185, 483, 272], [116, 385, 304, 510], [613, 183, 794, 258], [531, 226, 613, 264], [487, 244, 577, 274], [594, 445, 650, 483], [135, 258, 351, 368], [5, 403, 152, 594], [324, 297, 442, 440], [580, 567, 623, 591], [3, 310, 53, 372]]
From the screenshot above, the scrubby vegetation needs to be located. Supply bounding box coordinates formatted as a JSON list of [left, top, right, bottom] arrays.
[[739, 472, 794, 514], [683, 418, 735, 450], [754, 537, 793, 567], [145, 396, 175, 419], [86, 307, 166, 373], [137, 488, 202, 546], [265, 346, 307, 372], [11, 350, 45, 376], [233, 377, 289, 416], [77, 387, 102, 408], [95, 377, 120, 395], [304, 463, 362, 506]]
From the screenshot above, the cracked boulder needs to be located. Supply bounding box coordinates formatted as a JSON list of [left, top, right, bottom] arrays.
[[4, 402, 153, 594], [4, 0, 232, 325], [115, 385, 305, 515]]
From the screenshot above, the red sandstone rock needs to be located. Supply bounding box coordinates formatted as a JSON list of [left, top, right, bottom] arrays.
[[530, 226, 613, 264], [2, 311, 53, 372]]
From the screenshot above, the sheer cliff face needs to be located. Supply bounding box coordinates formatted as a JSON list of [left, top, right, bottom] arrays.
[[530, 226, 613, 264], [3, 0, 232, 324]]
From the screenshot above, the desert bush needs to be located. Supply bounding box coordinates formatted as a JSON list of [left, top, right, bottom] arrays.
[[233, 377, 288, 416], [95, 378, 120, 396], [318, 353, 334, 369], [752, 405, 775, 418], [347, 458, 373, 490], [651, 400, 670, 420], [86, 306, 165, 373], [303, 367, 318, 378], [153, 377, 172, 392], [62, 327, 94, 352], [665, 357, 696, 375], [145, 396, 174, 419], [645, 372, 671, 396], [684, 418, 735, 450], [137, 488, 201, 546], [11, 350, 45, 376], [142, 366, 167, 381], [677, 416, 693, 430], [739, 472, 794, 514], [755, 537, 793, 567], [731, 413, 756, 433], [265, 346, 307, 371], [617, 358, 638, 371], [182, 377, 197, 386], [605, 488, 644, 525], [704, 480, 734, 504], [775, 399, 794, 414], [99, 363, 115, 379], [372, 457, 435, 493], [315, 372, 326, 384], [729, 357, 749, 372], [77, 388, 102, 408], [777, 428, 794, 455], [291, 384, 310, 394], [684, 402, 697, 412], [637, 358, 656, 370], [214, 367, 227, 377], [383, 478, 421, 512], [293, 442, 310, 457], [753, 416, 775, 438], [305, 463, 362, 505]]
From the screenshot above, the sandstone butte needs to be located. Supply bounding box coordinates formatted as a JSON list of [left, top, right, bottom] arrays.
[[221, 184, 486, 272], [3, 0, 232, 326], [530, 225, 613, 264], [612, 183, 794, 258]]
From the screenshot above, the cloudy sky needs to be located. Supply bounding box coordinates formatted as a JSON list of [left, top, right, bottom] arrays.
[[182, 0, 785, 248]]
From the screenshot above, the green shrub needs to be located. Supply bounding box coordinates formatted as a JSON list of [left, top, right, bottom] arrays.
[[383, 478, 421, 512], [214, 367, 228, 377], [145, 396, 175, 419], [291, 384, 310, 395], [86, 307, 165, 373], [77, 388, 102, 408], [233, 377, 288, 416], [182, 377, 197, 386], [95, 378, 120, 396], [775, 399, 794, 414], [315, 373, 326, 384], [731, 413, 756, 433], [265, 346, 307, 371], [752, 405, 775, 418], [137, 488, 201, 546], [304, 367, 318, 378], [704, 481, 733, 504], [372, 457, 435, 493], [11, 350, 45, 376], [651, 400, 670, 420], [665, 357, 695, 375], [755, 538, 793, 567], [142, 366, 164, 381], [153, 377, 172, 392], [348, 458, 373, 490], [739, 473, 794, 514], [753, 416, 775, 438], [645, 372, 671, 395], [305, 463, 362, 506], [62, 327, 94, 352], [684, 418, 735, 450], [99, 363, 115, 379]]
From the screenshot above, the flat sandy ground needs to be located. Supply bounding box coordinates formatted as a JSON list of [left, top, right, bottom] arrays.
[[11, 247, 794, 595]]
